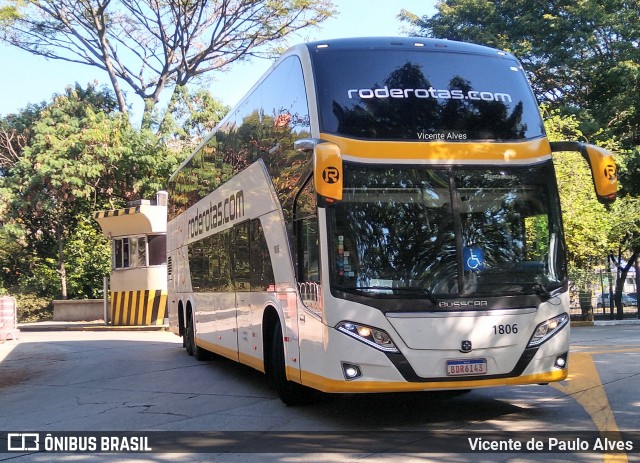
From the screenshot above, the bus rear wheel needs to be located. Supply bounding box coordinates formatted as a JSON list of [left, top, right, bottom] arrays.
[[185, 315, 195, 356], [185, 313, 208, 360], [269, 323, 315, 406]]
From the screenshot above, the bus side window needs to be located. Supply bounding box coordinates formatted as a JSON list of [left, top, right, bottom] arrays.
[[234, 222, 251, 292], [211, 231, 232, 292], [250, 219, 275, 291], [295, 179, 319, 283]]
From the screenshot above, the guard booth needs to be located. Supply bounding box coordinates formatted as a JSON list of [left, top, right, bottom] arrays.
[[93, 192, 168, 326]]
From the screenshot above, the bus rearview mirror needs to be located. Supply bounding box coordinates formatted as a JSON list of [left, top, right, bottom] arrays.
[[314, 142, 343, 201], [550, 141, 617, 204]]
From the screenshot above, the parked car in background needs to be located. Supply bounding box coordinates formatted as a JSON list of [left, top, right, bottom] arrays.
[[596, 293, 638, 308]]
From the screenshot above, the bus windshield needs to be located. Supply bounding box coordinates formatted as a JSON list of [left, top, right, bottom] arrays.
[[328, 162, 566, 300], [312, 49, 544, 141]]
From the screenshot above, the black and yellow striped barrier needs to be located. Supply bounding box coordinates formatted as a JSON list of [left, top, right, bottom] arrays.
[[110, 290, 167, 326], [93, 206, 141, 220]]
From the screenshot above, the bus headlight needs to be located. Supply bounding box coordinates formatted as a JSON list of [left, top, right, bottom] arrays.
[[336, 321, 399, 353], [527, 313, 569, 348]]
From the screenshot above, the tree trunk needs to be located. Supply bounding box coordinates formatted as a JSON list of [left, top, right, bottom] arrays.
[[56, 224, 68, 300], [636, 257, 640, 319], [607, 265, 615, 320], [610, 251, 639, 321], [615, 276, 624, 320]]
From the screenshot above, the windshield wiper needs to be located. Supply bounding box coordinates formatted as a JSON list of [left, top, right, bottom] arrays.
[[394, 287, 439, 304], [356, 286, 438, 304], [342, 286, 439, 304], [533, 282, 551, 300], [532, 281, 567, 300], [351, 286, 394, 292]]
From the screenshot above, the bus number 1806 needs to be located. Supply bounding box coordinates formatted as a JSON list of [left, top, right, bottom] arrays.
[[493, 324, 518, 335]]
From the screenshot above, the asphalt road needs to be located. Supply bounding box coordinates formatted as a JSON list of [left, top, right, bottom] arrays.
[[0, 323, 639, 463]]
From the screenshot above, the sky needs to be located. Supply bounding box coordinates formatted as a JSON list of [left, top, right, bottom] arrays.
[[0, 0, 435, 119]]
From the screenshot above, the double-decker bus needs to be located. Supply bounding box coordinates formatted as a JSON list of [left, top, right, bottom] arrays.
[[167, 37, 617, 404]]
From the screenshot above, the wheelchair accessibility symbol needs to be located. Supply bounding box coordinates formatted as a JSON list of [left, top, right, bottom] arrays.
[[463, 247, 485, 272]]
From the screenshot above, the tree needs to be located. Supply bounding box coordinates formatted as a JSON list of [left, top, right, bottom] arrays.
[[543, 107, 612, 269], [1, 0, 336, 132], [605, 198, 640, 319], [159, 85, 230, 153], [0, 102, 45, 173], [3, 83, 178, 298], [400, 0, 640, 149]]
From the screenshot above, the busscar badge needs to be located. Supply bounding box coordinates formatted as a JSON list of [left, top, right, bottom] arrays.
[[460, 340, 472, 353]]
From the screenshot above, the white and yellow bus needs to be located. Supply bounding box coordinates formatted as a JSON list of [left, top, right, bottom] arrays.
[[166, 37, 617, 404]]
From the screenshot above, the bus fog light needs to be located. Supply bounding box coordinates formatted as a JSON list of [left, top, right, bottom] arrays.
[[555, 352, 568, 368], [342, 363, 362, 380], [336, 321, 399, 353], [527, 313, 569, 348]]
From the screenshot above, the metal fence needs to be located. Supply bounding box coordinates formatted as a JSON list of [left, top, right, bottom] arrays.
[[570, 269, 639, 321]]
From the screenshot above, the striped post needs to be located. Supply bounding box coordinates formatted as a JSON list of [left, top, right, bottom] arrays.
[[110, 290, 167, 326]]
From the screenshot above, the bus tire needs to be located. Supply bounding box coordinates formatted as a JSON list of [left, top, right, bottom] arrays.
[[187, 315, 208, 361], [270, 323, 314, 406], [185, 314, 195, 356]]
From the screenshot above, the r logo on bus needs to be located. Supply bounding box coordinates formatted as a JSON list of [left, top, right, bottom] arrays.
[[604, 164, 617, 181], [322, 166, 340, 184]]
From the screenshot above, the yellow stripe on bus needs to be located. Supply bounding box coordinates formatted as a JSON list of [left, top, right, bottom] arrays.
[[294, 367, 567, 393], [320, 133, 552, 164], [194, 335, 566, 394], [196, 337, 239, 362]]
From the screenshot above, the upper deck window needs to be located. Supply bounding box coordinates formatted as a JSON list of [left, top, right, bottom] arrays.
[[312, 49, 544, 141]]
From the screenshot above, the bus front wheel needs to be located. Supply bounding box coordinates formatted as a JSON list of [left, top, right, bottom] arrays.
[[269, 323, 314, 406]]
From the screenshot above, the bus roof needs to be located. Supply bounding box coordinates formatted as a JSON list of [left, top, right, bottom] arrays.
[[304, 37, 513, 59], [170, 37, 522, 183]]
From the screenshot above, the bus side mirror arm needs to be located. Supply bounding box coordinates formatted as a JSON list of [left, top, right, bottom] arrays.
[[550, 141, 618, 204], [294, 138, 322, 152]]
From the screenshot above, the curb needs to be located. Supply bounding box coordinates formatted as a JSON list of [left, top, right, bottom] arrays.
[[17, 322, 168, 332], [571, 319, 640, 327], [570, 321, 594, 327], [593, 319, 640, 326]]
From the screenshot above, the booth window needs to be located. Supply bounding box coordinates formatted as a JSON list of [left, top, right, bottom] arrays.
[[113, 235, 166, 269], [148, 235, 167, 266]]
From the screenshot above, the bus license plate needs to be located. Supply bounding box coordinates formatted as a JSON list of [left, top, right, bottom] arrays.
[[446, 358, 487, 376]]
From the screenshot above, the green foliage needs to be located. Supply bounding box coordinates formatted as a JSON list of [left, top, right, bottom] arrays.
[[15, 218, 111, 299], [16, 257, 59, 298], [0, 101, 45, 173], [0, 3, 21, 23], [14, 293, 53, 323], [1, 83, 180, 301], [617, 146, 640, 197], [64, 219, 110, 299], [544, 108, 612, 267], [158, 86, 230, 154]]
